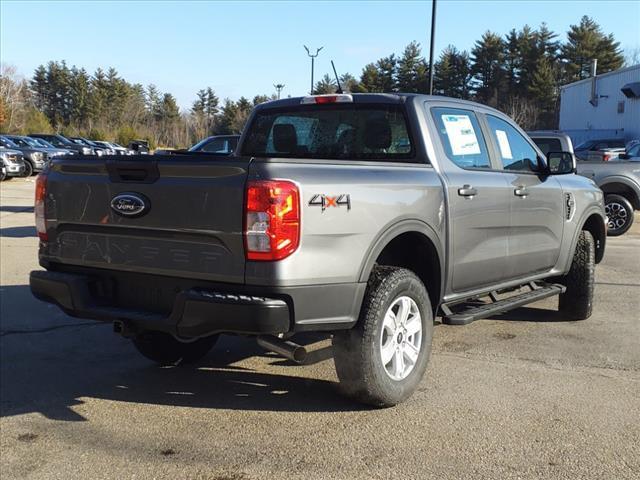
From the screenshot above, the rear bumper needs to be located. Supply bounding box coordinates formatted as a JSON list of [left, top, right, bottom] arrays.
[[30, 270, 289, 337], [30, 268, 364, 337]]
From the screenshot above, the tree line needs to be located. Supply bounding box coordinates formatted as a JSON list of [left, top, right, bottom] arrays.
[[313, 16, 625, 129], [0, 15, 629, 148]]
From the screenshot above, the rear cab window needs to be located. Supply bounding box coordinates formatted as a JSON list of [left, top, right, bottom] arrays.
[[531, 138, 562, 156], [431, 107, 491, 169], [242, 104, 415, 161]]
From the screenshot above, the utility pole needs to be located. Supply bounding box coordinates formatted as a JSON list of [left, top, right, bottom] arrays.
[[428, 0, 437, 95], [304, 45, 323, 94], [274, 84, 285, 99]]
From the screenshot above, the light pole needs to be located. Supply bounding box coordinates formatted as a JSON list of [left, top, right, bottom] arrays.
[[274, 84, 285, 99], [304, 45, 323, 94], [428, 0, 437, 95]]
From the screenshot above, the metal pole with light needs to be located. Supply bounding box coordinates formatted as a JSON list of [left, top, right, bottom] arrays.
[[304, 45, 324, 94], [428, 0, 437, 95], [274, 84, 285, 99]]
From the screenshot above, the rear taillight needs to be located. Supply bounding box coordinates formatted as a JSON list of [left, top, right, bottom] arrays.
[[245, 180, 300, 261], [603, 153, 611, 161], [35, 173, 48, 241]]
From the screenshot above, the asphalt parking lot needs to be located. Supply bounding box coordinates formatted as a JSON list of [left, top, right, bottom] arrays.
[[1, 177, 639, 480]]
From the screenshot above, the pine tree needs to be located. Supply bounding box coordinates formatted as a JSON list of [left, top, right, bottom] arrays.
[[396, 41, 428, 93], [313, 74, 337, 94], [30, 65, 48, 111], [68, 67, 91, 128], [339, 73, 359, 93], [375, 54, 397, 92], [434, 46, 471, 99], [358, 63, 380, 92], [204, 87, 219, 127], [561, 16, 624, 81], [471, 32, 506, 106]]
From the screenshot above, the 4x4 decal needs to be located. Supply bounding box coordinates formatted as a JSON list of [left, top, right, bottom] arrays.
[[309, 194, 351, 212]]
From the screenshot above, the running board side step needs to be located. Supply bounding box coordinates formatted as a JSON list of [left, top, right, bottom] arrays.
[[441, 282, 566, 326]]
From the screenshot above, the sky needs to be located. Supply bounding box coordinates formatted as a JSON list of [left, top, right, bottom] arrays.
[[2, 0, 639, 110]]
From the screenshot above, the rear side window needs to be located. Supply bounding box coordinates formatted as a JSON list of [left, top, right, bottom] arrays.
[[242, 105, 414, 161], [486, 115, 540, 173], [201, 138, 229, 153], [431, 107, 491, 169], [607, 140, 625, 148], [531, 137, 562, 156]]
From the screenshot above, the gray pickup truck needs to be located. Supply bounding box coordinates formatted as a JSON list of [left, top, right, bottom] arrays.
[[30, 94, 606, 406], [530, 131, 640, 236]]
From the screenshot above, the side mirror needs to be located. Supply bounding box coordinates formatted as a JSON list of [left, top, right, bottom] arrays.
[[546, 151, 576, 175]]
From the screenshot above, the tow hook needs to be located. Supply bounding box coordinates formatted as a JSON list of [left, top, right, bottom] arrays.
[[257, 335, 307, 364]]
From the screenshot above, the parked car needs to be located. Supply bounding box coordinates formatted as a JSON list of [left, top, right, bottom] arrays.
[[0, 135, 49, 176], [69, 137, 110, 156], [0, 159, 6, 181], [617, 142, 640, 162], [29, 134, 95, 155], [28, 136, 76, 155], [93, 141, 130, 155], [4, 135, 73, 161], [189, 135, 240, 154], [529, 131, 639, 236], [30, 93, 606, 407], [0, 147, 26, 179], [574, 138, 626, 162]]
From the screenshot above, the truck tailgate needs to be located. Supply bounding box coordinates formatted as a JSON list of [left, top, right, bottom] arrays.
[[43, 155, 250, 284]]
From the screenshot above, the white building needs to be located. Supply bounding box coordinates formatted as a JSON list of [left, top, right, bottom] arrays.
[[559, 64, 640, 146]]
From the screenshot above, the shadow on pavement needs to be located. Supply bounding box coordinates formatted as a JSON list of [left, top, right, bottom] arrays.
[[487, 306, 571, 322], [0, 226, 37, 238], [0, 205, 34, 213], [0, 285, 363, 421]]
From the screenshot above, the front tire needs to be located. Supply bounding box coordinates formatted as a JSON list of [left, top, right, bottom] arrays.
[[21, 161, 34, 177], [332, 266, 433, 407], [133, 331, 218, 365], [557, 231, 595, 320], [605, 194, 634, 236]]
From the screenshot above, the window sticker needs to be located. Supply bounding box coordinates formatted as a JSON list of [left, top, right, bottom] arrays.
[[441, 114, 481, 156], [495, 129, 513, 159]]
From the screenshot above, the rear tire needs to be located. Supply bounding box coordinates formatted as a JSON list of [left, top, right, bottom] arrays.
[[332, 266, 433, 407], [605, 194, 634, 236], [557, 231, 595, 320], [133, 331, 218, 365]]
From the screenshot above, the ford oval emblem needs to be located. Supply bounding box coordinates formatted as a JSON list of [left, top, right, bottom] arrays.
[[110, 193, 149, 217]]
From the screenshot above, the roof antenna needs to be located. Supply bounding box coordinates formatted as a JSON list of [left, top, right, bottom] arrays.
[[331, 60, 343, 94]]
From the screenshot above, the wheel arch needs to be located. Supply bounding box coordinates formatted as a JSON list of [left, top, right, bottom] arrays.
[[358, 220, 444, 312], [578, 210, 606, 264], [599, 178, 640, 210]]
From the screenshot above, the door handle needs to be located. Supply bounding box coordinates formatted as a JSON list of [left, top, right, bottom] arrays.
[[458, 185, 477, 198], [514, 186, 528, 197]]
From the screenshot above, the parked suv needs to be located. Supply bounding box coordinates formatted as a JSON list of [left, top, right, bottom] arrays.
[[0, 135, 48, 176], [31, 94, 606, 406], [28, 134, 95, 156], [530, 131, 639, 236]]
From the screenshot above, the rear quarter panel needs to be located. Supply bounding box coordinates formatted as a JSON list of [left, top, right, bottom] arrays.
[[245, 160, 445, 286]]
